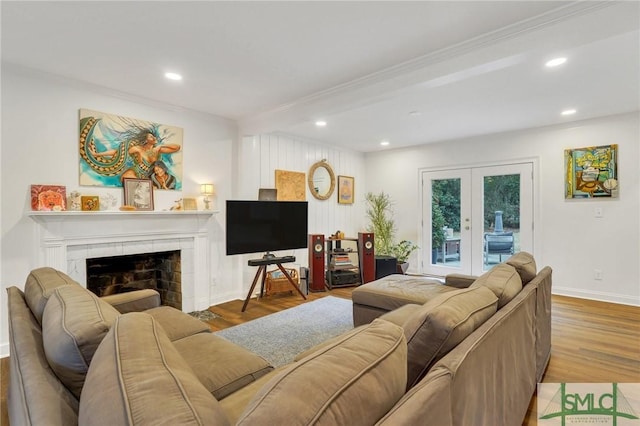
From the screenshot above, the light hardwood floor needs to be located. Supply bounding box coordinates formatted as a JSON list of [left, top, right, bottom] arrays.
[[1, 290, 638, 426]]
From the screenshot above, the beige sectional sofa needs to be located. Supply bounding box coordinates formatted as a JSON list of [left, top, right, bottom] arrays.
[[6, 251, 551, 425]]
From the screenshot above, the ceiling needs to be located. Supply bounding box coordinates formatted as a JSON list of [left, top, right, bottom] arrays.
[[2, 1, 639, 153]]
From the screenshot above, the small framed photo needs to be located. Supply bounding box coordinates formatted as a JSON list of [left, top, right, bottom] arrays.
[[81, 196, 99, 211], [183, 197, 197, 211], [123, 178, 154, 211], [30, 185, 67, 211], [337, 175, 354, 204]]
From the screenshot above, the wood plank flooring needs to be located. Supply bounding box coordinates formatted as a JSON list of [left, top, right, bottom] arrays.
[[1, 290, 638, 426]]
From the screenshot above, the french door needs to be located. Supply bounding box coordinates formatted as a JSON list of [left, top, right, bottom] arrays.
[[421, 162, 533, 276]]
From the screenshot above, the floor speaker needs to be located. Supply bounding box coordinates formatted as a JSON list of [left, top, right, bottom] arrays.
[[358, 232, 375, 284], [308, 234, 326, 292]]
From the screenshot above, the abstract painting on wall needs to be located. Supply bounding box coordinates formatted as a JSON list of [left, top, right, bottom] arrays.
[[275, 169, 306, 201], [79, 109, 183, 189], [565, 144, 618, 199]]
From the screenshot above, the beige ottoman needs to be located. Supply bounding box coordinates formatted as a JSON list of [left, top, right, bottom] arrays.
[[352, 274, 456, 326]]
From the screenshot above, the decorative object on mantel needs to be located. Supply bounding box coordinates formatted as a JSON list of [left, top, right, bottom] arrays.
[[183, 198, 197, 211], [30, 185, 67, 211], [170, 199, 183, 211], [81, 196, 99, 211], [119, 205, 136, 211], [68, 190, 81, 211], [200, 183, 215, 209], [78, 108, 183, 189], [99, 193, 117, 210], [337, 175, 355, 205], [275, 169, 306, 201], [565, 144, 618, 199], [122, 178, 154, 211]]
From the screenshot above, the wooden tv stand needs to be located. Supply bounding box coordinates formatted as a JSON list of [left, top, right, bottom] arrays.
[[241, 255, 306, 312]]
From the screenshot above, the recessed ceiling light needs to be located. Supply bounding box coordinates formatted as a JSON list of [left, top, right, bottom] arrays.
[[545, 57, 567, 68], [315, 120, 327, 127], [380, 140, 390, 146], [561, 109, 577, 116], [164, 72, 183, 81], [408, 111, 422, 117]]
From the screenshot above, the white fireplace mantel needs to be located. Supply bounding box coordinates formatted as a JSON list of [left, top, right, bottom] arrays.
[[28, 210, 218, 312]]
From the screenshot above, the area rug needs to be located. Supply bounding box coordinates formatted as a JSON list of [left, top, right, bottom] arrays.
[[215, 296, 353, 367]]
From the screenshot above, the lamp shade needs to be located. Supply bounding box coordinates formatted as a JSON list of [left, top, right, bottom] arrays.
[[201, 184, 215, 195]]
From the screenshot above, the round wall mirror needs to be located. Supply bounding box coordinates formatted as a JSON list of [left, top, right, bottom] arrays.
[[308, 160, 336, 200]]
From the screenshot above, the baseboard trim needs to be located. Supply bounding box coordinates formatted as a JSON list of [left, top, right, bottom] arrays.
[[553, 286, 640, 307], [1, 342, 9, 358]]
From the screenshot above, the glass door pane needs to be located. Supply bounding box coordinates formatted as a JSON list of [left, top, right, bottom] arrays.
[[422, 168, 471, 276], [470, 163, 533, 276], [432, 178, 461, 267], [482, 174, 520, 271]]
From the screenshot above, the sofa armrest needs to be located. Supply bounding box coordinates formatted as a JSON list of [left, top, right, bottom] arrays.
[[100, 289, 160, 313], [444, 274, 477, 289]]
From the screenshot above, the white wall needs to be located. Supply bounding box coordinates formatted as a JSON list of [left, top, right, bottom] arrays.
[[234, 133, 366, 292], [365, 112, 640, 306], [0, 66, 238, 356]]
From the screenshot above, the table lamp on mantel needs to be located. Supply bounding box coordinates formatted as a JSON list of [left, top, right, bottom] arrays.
[[201, 184, 215, 210]]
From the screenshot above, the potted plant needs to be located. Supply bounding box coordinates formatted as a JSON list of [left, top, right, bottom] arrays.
[[390, 240, 419, 273], [365, 192, 419, 275], [431, 198, 446, 263]]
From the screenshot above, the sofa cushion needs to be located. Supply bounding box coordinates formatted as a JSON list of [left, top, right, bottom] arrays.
[[506, 251, 537, 284], [396, 287, 498, 389], [352, 275, 456, 313], [471, 263, 522, 308], [146, 305, 212, 341], [79, 313, 230, 426], [236, 319, 407, 426], [173, 333, 274, 400], [42, 285, 121, 398], [24, 267, 79, 325]]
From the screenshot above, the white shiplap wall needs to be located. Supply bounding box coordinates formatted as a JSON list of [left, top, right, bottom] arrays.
[[235, 134, 366, 279]]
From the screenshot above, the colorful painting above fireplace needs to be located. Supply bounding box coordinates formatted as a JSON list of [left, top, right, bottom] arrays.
[[78, 108, 183, 189]]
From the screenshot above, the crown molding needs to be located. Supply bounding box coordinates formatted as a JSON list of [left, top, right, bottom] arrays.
[[240, 1, 612, 129]]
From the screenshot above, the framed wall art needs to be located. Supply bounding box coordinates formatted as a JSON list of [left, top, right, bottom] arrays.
[[337, 175, 354, 204], [79, 109, 183, 190], [123, 178, 154, 211], [275, 169, 306, 201], [565, 144, 618, 199], [30, 185, 67, 211]]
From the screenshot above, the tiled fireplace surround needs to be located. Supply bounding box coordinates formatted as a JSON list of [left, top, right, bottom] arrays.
[[29, 211, 214, 313]]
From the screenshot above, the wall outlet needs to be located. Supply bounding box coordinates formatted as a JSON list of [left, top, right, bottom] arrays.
[[594, 269, 603, 280]]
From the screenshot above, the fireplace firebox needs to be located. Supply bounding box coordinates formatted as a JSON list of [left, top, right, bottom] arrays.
[[86, 250, 181, 310]]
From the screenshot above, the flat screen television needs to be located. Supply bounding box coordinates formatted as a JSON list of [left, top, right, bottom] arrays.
[[226, 200, 308, 255]]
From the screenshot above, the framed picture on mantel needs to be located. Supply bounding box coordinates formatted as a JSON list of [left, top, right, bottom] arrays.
[[123, 178, 154, 211]]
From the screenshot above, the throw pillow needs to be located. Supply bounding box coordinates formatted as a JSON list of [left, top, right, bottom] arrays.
[[237, 319, 407, 426], [80, 312, 229, 426], [24, 267, 79, 325], [471, 263, 523, 308], [402, 286, 498, 389], [506, 251, 537, 284], [42, 285, 120, 398]]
